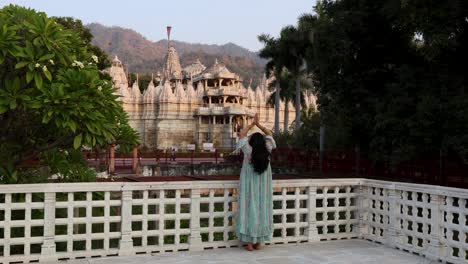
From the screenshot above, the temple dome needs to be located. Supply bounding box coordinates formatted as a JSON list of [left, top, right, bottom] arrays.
[[108, 55, 128, 87], [159, 81, 175, 101], [183, 59, 206, 79], [174, 82, 187, 102], [144, 80, 161, 103], [163, 46, 182, 80], [112, 55, 122, 66], [194, 58, 238, 81], [185, 82, 197, 101], [131, 81, 142, 101]]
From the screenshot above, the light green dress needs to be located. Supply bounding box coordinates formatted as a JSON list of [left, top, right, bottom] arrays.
[[235, 135, 276, 243]]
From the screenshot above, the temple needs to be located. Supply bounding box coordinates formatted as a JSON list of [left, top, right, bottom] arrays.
[[107, 37, 316, 151]]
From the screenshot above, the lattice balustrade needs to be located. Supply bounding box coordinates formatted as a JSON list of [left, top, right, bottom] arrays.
[[0, 193, 45, 263], [394, 190, 433, 255], [362, 180, 468, 263], [271, 186, 309, 244], [315, 185, 359, 241], [199, 187, 238, 248], [130, 189, 192, 253], [440, 195, 468, 263], [364, 185, 390, 244], [54, 191, 122, 260], [1, 179, 468, 264]]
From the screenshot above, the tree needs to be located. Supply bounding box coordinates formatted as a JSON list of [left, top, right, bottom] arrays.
[[0, 5, 139, 183], [259, 25, 308, 133], [258, 34, 281, 135], [266, 68, 310, 132], [299, 0, 468, 164], [53, 16, 110, 70]]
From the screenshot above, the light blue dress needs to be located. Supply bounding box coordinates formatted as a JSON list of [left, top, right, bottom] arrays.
[[235, 135, 276, 243]]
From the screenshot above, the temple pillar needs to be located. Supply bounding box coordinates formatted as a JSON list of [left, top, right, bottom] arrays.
[[213, 116, 216, 125]]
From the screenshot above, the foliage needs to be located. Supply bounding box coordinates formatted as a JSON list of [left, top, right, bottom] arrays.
[[53, 17, 111, 70], [40, 149, 96, 182], [0, 5, 139, 183], [259, 25, 309, 132], [293, 108, 321, 150], [299, 0, 468, 162], [266, 69, 311, 108], [272, 108, 321, 151]]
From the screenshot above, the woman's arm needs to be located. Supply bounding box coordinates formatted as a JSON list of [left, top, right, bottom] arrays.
[[255, 114, 273, 136], [237, 115, 258, 139]]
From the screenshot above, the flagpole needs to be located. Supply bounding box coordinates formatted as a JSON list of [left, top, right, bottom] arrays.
[[167, 26, 172, 48]]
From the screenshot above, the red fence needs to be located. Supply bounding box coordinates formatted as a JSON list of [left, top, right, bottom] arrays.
[[269, 148, 468, 188], [84, 148, 467, 188]]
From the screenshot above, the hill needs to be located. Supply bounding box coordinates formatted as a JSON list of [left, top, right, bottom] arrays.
[[87, 23, 266, 87]]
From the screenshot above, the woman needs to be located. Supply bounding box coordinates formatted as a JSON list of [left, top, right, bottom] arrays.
[[235, 113, 276, 251]]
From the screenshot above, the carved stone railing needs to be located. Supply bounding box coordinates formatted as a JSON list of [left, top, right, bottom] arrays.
[[0, 179, 467, 263], [361, 180, 468, 264]]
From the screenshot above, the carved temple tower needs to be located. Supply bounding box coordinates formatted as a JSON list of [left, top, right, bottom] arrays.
[[107, 30, 316, 151]]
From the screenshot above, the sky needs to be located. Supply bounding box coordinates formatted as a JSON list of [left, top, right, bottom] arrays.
[[1, 0, 316, 51]]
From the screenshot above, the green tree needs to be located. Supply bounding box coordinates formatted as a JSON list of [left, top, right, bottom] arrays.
[[266, 68, 310, 133], [0, 5, 139, 183], [299, 0, 468, 163], [259, 25, 308, 133], [53, 16, 110, 70], [258, 34, 281, 135], [294, 108, 321, 150]]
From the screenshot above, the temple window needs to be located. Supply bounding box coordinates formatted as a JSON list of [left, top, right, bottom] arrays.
[[201, 116, 210, 124], [207, 79, 215, 87]]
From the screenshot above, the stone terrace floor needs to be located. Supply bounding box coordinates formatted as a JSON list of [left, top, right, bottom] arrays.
[[57, 240, 432, 264]]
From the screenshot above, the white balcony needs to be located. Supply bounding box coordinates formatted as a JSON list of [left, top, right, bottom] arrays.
[[0, 179, 466, 263]]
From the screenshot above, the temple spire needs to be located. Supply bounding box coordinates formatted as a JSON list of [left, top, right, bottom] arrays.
[[167, 26, 172, 48]]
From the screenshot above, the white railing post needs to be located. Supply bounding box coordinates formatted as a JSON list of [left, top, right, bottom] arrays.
[[40, 192, 57, 262], [189, 188, 203, 251], [356, 184, 368, 239], [119, 190, 134, 256], [426, 194, 443, 261], [386, 185, 397, 248], [307, 185, 319, 242]]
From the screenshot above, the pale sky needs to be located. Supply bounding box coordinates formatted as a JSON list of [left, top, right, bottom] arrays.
[[1, 0, 316, 51]]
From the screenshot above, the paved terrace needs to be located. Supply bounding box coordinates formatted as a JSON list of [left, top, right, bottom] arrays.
[[59, 240, 428, 264], [0, 178, 466, 264]]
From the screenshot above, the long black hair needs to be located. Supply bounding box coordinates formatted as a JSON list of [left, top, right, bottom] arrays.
[[249, 132, 270, 174]]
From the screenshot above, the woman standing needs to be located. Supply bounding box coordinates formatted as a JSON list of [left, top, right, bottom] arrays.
[[235, 113, 277, 251]]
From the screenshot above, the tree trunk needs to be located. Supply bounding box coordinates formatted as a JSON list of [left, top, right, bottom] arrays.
[[284, 99, 289, 133], [274, 84, 280, 135], [295, 78, 301, 131]]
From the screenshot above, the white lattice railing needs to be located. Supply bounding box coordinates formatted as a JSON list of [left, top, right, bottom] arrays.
[[362, 179, 468, 264], [0, 179, 467, 264], [0, 179, 359, 263]]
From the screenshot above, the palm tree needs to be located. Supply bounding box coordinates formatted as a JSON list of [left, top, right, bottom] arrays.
[[258, 34, 281, 135], [266, 68, 311, 132], [259, 25, 308, 134]]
